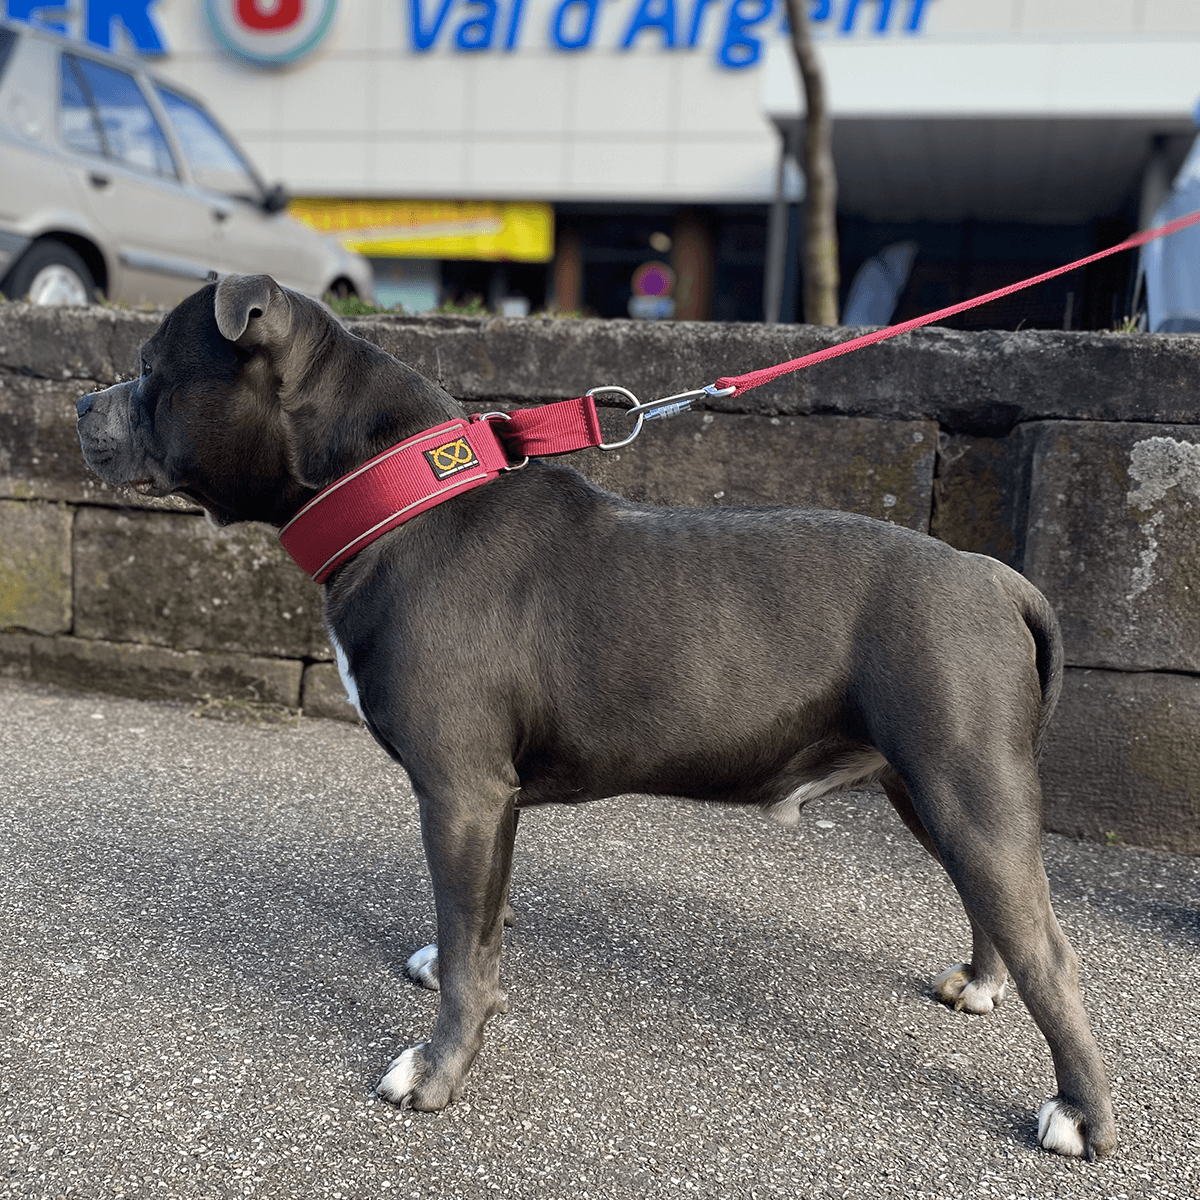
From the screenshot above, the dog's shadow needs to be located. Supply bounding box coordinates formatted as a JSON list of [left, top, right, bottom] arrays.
[[29, 784, 1053, 1148]]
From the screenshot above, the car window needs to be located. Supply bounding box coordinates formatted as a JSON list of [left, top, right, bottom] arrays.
[[59, 54, 106, 156], [0, 27, 16, 82], [66, 54, 177, 179], [156, 87, 261, 201]]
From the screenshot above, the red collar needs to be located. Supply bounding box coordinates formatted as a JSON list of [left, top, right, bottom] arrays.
[[279, 395, 603, 582]]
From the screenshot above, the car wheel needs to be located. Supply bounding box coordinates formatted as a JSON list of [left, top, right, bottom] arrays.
[[3, 240, 97, 306]]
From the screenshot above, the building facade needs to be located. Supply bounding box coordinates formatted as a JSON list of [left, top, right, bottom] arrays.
[[9, 0, 1200, 324]]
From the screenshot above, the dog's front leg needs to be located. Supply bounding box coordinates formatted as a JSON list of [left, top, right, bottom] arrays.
[[404, 805, 521, 991], [377, 784, 517, 1110]]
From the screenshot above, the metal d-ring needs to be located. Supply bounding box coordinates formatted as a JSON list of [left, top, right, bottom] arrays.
[[585, 386, 645, 450], [588, 383, 735, 450], [477, 411, 529, 470]]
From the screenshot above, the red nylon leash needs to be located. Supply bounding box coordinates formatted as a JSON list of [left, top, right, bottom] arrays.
[[715, 206, 1200, 397], [282, 207, 1200, 583]]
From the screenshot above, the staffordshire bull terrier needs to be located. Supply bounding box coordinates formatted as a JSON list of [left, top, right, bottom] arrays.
[[76, 275, 1115, 1159]]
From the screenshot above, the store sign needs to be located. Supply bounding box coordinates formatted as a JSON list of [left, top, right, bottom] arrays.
[[3, 0, 339, 61], [5, 0, 167, 53], [288, 198, 556, 261], [205, 0, 339, 64], [3, 0, 932, 66], [408, 0, 936, 70]]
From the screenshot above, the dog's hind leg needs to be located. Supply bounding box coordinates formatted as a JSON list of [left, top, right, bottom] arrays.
[[880, 768, 1008, 1013], [900, 764, 1116, 1160], [502, 806, 520, 928], [378, 780, 518, 1111]]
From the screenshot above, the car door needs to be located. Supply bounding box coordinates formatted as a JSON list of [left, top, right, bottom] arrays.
[[152, 85, 331, 294], [61, 52, 221, 307]]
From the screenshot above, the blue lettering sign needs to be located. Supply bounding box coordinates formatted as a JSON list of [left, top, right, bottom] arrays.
[[834, 0, 932, 34], [8, 0, 165, 51], [718, 0, 772, 69], [903, 0, 932, 31], [621, 0, 676, 49], [840, 0, 891, 33], [456, 0, 498, 49], [410, 0, 457, 51], [685, 0, 721, 46], [550, 0, 602, 50], [5, 2, 67, 34], [86, 0, 166, 54], [505, 0, 526, 48], [783, 0, 932, 40]]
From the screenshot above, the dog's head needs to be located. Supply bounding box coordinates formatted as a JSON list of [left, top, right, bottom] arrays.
[[77, 275, 460, 527]]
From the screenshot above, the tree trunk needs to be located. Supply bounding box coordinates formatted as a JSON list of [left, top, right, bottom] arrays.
[[783, 0, 839, 326]]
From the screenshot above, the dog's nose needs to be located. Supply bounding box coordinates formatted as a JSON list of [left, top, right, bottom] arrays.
[[76, 393, 95, 418]]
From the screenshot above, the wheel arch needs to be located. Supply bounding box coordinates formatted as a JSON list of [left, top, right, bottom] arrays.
[[9, 231, 110, 298]]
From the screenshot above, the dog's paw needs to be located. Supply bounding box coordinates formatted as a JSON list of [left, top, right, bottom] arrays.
[[1037, 1097, 1089, 1158], [376, 1044, 428, 1106], [376, 1044, 461, 1111], [931, 962, 1008, 1014], [406, 944, 439, 991]]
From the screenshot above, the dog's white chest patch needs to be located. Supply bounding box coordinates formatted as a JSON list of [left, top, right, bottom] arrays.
[[328, 631, 365, 722]]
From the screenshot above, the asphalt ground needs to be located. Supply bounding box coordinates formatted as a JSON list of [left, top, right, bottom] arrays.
[[1, 677, 1197, 1200]]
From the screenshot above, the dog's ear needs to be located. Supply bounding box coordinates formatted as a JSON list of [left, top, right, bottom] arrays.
[[214, 274, 292, 346]]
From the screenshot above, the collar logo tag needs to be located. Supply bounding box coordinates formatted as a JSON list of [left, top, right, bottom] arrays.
[[424, 437, 479, 480]]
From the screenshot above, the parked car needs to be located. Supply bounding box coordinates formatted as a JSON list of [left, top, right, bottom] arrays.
[[0, 19, 373, 307]]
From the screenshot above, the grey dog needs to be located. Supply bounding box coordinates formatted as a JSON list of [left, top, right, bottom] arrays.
[[75, 275, 1116, 1159]]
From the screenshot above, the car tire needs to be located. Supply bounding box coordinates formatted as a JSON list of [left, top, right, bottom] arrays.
[[2, 240, 97, 306]]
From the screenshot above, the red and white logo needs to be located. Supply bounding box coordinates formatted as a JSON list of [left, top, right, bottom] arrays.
[[205, 0, 339, 66]]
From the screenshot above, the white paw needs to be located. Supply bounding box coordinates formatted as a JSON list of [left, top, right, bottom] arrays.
[[1037, 1097, 1087, 1157], [406, 944, 439, 990], [932, 962, 1008, 1014], [376, 1044, 427, 1106]]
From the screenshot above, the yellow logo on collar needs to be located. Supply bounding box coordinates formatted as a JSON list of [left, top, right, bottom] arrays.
[[424, 437, 479, 480]]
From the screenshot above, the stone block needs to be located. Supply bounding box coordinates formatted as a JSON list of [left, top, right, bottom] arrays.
[[301, 662, 360, 723], [353, 313, 1200, 432], [0, 301, 157, 384], [1040, 667, 1200, 855], [1022, 420, 1200, 671], [73, 508, 330, 660], [0, 373, 199, 510], [931, 426, 1035, 569], [0, 375, 96, 503], [0, 500, 72, 634], [570, 411, 938, 531], [0, 631, 303, 707]]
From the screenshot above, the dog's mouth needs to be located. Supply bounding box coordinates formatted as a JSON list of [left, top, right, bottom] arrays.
[[128, 479, 168, 497]]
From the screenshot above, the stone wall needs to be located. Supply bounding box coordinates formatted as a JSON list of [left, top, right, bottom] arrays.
[[2, 301, 1199, 853]]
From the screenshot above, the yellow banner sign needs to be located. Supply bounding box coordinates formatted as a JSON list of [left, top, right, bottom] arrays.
[[288, 199, 554, 262]]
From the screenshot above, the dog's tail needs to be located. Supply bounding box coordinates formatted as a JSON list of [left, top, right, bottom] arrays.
[[1020, 585, 1064, 762]]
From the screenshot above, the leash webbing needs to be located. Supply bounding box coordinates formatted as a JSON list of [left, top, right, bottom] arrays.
[[282, 207, 1200, 583], [714, 206, 1200, 397]]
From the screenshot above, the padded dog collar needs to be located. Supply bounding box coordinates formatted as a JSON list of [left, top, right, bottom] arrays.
[[279, 396, 603, 583]]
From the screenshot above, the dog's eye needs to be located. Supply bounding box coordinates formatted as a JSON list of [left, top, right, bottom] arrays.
[[141, 360, 152, 377]]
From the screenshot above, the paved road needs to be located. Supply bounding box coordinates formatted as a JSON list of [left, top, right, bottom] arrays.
[[1, 678, 1197, 1199]]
